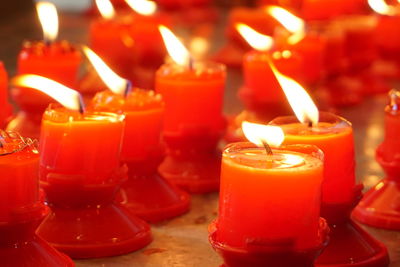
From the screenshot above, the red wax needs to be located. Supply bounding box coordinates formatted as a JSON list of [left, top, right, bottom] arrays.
[[301, 0, 367, 21], [0, 62, 11, 127], [270, 112, 355, 205], [218, 142, 323, 250], [90, 89, 164, 161], [375, 15, 400, 61], [0, 132, 39, 223], [39, 106, 125, 185], [155, 62, 226, 136], [15, 41, 81, 112]]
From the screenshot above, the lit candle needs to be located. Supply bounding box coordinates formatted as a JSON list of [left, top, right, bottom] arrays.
[[211, 122, 327, 267], [85, 47, 190, 222], [266, 6, 325, 85], [0, 132, 39, 223], [12, 74, 152, 258], [9, 2, 81, 139], [155, 25, 226, 193], [268, 66, 355, 210], [0, 62, 11, 128]]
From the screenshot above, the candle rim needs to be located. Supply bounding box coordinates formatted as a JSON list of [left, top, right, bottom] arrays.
[[157, 60, 226, 80]]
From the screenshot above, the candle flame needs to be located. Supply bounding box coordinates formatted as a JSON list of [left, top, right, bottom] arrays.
[[368, 0, 397, 15], [270, 63, 319, 126], [236, 23, 274, 51], [95, 0, 115, 19], [83, 46, 130, 96], [265, 5, 305, 44], [12, 75, 84, 112], [159, 25, 191, 67], [126, 0, 157, 15], [242, 121, 284, 148], [36, 2, 58, 42]]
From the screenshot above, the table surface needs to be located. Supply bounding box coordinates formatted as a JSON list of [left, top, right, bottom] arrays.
[[0, 8, 399, 267]]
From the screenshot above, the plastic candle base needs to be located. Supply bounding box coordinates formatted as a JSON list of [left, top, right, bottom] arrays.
[[37, 181, 152, 259], [159, 149, 222, 194], [209, 219, 329, 267], [0, 204, 74, 267], [117, 161, 191, 223], [353, 178, 400, 230], [316, 189, 389, 267]]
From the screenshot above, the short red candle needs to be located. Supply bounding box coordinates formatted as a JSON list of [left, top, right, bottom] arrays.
[[39, 106, 125, 185], [217, 142, 323, 249], [0, 132, 39, 223], [0, 62, 11, 127], [155, 62, 226, 136], [90, 89, 164, 161], [14, 41, 81, 112], [270, 112, 355, 206]]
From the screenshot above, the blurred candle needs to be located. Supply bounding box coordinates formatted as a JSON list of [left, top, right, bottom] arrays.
[[269, 68, 356, 207], [217, 123, 324, 249], [0, 132, 39, 223], [0, 62, 11, 128]]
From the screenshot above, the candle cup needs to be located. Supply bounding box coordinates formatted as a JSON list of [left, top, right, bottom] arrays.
[[155, 61, 226, 193], [210, 142, 329, 267], [354, 90, 400, 231], [90, 90, 190, 223], [7, 40, 82, 140], [36, 105, 152, 258], [0, 62, 12, 128], [269, 112, 389, 267], [0, 131, 74, 267]]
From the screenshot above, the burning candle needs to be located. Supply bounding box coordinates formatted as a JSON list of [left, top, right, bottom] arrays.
[[155, 25, 226, 193], [216, 122, 324, 253], [12, 74, 152, 258], [268, 66, 355, 208], [85, 47, 190, 222], [266, 6, 325, 85], [0, 62, 11, 128], [0, 132, 39, 223], [156, 25, 226, 139]]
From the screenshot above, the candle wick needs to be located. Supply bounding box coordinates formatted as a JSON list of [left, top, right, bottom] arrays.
[[44, 39, 52, 46], [261, 141, 273, 156], [78, 96, 86, 114], [188, 57, 194, 71], [124, 80, 132, 98], [308, 121, 313, 128]]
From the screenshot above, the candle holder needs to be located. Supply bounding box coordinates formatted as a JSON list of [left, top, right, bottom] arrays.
[[0, 131, 73, 267], [36, 107, 152, 258], [353, 90, 400, 230], [209, 219, 329, 267], [159, 127, 224, 193], [117, 154, 191, 223]]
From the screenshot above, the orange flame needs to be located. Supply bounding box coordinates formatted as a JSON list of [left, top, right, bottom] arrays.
[[236, 23, 274, 51], [95, 0, 115, 19], [159, 25, 191, 67], [242, 121, 285, 148], [126, 0, 157, 15], [36, 2, 58, 42], [368, 0, 397, 15]]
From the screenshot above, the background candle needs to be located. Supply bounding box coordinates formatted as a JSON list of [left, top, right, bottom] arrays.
[[155, 62, 226, 138], [0, 62, 11, 128], [39, 105, 125, 185], [217, 142, 323, 249], [0, 132, 39, 223], [270, 112, 355, 206]]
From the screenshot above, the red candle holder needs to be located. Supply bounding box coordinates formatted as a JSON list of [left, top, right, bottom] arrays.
[[209, 219, 329, 267], [90, 90, 190, 223], [8, 41, 81, 139], [353, 90, 400, 230], [36, 106, 152, 258], [0, 131, 73, 267]]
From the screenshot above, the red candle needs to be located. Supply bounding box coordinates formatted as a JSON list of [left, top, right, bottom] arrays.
[[301, 0, 367, 21], [0, 62, 11, 128], [40, 107, 124, 185], [218, 141, 324, 249], [0, 132, 39, 223]]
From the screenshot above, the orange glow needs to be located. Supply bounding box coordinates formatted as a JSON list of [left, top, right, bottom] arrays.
[[83, 46, 130, 96], [368, 0, 397, 15], [242, 121, 284, 148], [36, 2, 58, 42], [126, 0, 157, 15], [236, 23, 274, 51], [95, 0, 115, 20], [159, 25, 191, 67], [270, 64, 319, 126], [12, 75, 84, 112]]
